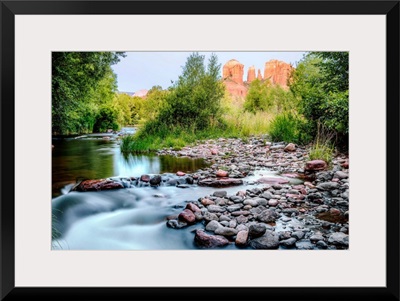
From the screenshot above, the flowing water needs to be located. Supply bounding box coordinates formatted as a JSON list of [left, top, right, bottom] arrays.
[[52, 128, 302, 250]]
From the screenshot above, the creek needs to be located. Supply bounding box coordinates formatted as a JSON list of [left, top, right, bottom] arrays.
[[52, 128, 302, 250]]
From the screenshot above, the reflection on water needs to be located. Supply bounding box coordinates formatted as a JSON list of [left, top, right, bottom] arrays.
[[52, 133, 209, 197]]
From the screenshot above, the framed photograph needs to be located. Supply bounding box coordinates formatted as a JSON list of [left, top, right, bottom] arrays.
[[1, 0, 399, 300]]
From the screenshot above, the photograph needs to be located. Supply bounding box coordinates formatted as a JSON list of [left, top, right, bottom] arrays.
[[51, 51, 350, 251], [2, 0, 398, 299]]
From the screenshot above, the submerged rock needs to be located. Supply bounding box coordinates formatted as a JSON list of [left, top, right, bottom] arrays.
[[72, 179, 123, 192], [198, 178, 243, 187]]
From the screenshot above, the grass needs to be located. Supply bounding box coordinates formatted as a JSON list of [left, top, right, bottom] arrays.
[[268, 112, 303, 143], [121, 101, 274, 153], [308, 123, 335, 165]]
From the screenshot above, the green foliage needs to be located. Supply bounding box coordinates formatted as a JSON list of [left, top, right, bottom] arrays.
[[268, 112, 311, 144], [141, 86, 169, 122], [154, 52, 225, 131], [52, 52, 125, 134], [244, 79, 298, 114], [243, 79, 270, 112], [93, 106, 119, 132], [308, 123, 335, 165], [290, 52, 349, 147]]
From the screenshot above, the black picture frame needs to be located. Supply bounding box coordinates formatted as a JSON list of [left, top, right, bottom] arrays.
[[1, 1, 399, 300]]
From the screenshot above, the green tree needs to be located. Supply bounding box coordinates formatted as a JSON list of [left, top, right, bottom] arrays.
[[52, 52, 125, 134], [243, 79, 270, 113], [290, 52, 349, 146], [155, 52, 225, 131], [141, 86, 168, 121]]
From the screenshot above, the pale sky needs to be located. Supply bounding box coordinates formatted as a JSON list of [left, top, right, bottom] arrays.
[[111, 51, 307, 93]]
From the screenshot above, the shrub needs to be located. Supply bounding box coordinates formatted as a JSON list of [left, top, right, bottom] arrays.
[[268, 112, 311, 144]]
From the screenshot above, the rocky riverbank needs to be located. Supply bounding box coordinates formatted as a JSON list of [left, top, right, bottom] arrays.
[[70, 136, 349, 250], [160, 136, 349, 250]]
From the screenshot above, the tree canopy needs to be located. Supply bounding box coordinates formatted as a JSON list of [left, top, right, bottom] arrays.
[[52, 52, 125, 135]]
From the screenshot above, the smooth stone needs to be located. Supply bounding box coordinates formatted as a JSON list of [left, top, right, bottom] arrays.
[[194, 230, 229, 248], [248, 223, 267, 238], [257, 209, 280, 223], [205, 220, 221, 232], [213, 190, 228, 198], [235, 230, 249, 247], [178, 209, 196, 224], [207, 205, 226, 213], [291, 231, 305, 240], [214, 226, 238, 237], [280, 237, 297, 247], [295, 239, 315, 250], [249, 231, 280, 249], [328, 232, 349, 246]]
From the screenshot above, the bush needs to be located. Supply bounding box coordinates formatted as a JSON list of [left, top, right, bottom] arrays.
[[268, 112, 311, 144]]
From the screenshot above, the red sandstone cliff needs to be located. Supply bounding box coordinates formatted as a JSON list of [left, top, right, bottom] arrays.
[[223, 59, 244, 85], [222, 59, 293, 97], [263, 60, 293, 88], [257, 69, 263, 80], [247, 66, 256, 83]]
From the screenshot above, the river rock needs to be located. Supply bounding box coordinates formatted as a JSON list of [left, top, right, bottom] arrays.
[[257, 209, 280, 223], [260, 191, 273, 200], [216, 169, 229, 177], [178, 209, 196, 224], [198, 178, 243, 187], [215, 226, 238, 237], [186, 203, 201, 213], [249, 230, 280, 249], [73, 179, 124, 192], [229, 195, 243, 203], [328, 232, 349, 246], [226, 204, 243, 212], [305, 160, 327, 172], [310, 233, 325, 243], [295, 239, 315, 250], [185, 176, 194, 184], [248, 223, 267, 238], [205, 220, 222, 232], [140, 175, 151, 182], [231, 210, 251, 216], [317, 182, 340, 190], [256, 177, 289, 185], [268, 199, 279, 207], [291, 231, 305, 240], [207, 205, 226, 213], [166, 219, 188, 229], [194, 230, 229, 248], [219, 215, 231, 222], [149, 175, 162, 186], [243, 198, 259, 207], [203, 211, 219, 222], [201, 198, 215, 206], [166, 179, 178, 186], [236, 215, 248, 224], [284, 143, 296, 152], [316, 241, 328, 249], [280, 237, 297, 247], [213, 190, 227, 198], [194, 211, 203, 221], [335, 171, 349, 179], [176, 171, 186, 176], [235, 230, 249, 247]]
